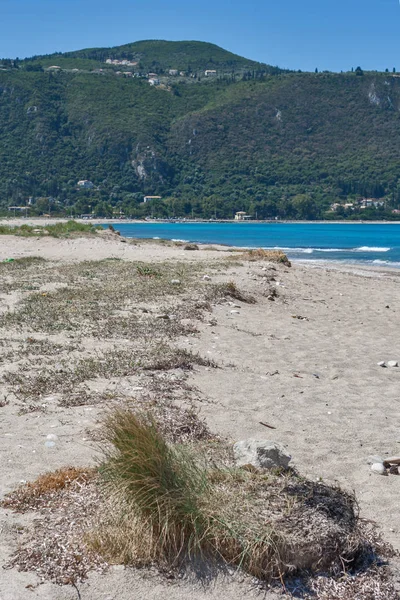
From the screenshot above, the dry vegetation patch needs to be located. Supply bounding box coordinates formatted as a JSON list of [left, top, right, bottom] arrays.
[[2, 467, 96, 512], [230, 248, 291, 266], [206, 280, 256, 304]]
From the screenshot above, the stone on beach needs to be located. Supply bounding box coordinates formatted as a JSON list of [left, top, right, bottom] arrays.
[[233, 439, 291, 470], [377, 361, 386, 367], [370, 462, 387, 476], [387, 360, 398, 368]]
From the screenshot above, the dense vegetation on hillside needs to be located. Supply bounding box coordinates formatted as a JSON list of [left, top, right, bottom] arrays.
[[1, 40, 400, 220]]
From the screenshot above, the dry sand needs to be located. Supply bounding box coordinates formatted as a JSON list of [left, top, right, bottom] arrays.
[[1, 232, 400, 599]]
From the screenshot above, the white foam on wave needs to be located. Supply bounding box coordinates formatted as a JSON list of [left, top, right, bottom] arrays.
[[372, 259, 400, 267], [314, 248, 347, 252], [172, 238, 189, 243], [268, 246, 391, 254], [355, 246, 390, 252], [263, 246, 315, 254]]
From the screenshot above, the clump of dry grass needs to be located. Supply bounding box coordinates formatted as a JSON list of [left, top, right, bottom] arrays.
[[97, 411, 210, 565], [2, 467, 96, 512], [207, 281, 256, 304], [91, 414, 371, 583], [233, 249, 291, 266]]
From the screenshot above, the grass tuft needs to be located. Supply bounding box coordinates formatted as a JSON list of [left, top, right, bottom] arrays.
[[207, 280, 256, 304], [98, 410, 210, 564]]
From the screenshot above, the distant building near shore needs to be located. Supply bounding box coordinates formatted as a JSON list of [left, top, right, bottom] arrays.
[[359, 198, 385, 209], [235, 211, 252, 220], [169, 69, 178, 76], [205, 70, 217, 76], [77, 180, 94, 189]]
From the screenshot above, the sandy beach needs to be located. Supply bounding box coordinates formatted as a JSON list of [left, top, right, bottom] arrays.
[[1, 231, 399, 599]]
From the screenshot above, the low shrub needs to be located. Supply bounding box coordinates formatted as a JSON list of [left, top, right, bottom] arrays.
[[235, 249, 291, 266]]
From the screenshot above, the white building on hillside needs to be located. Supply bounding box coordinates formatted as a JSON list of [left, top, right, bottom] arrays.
[[77, 180, 94, 189]]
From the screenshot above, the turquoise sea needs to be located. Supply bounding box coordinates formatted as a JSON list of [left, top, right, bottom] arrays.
[[103, 222, 400, 267]]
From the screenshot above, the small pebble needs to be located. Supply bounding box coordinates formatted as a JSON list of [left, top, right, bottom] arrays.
[[377, 361, 386, 367], [170, 279, 180, 285], [230, 310, 240, 314], [202, 275, 211, 281]]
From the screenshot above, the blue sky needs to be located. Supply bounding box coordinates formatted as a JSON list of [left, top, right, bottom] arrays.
[[1, 0, 399, 72]]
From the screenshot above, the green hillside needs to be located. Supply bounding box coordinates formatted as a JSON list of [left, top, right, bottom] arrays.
[[1, 41, 400, 219]]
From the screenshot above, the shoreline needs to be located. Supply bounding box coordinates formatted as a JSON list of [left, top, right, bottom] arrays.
[[0, 229, 399, 277], [3, 216, 400, 226], [1, 218, 400, 273]]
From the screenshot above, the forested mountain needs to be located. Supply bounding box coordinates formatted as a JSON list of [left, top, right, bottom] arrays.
[[1, 40, 400, 219]]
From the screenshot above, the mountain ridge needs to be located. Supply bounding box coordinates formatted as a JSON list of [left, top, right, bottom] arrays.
[[0, 40, 400, 219]]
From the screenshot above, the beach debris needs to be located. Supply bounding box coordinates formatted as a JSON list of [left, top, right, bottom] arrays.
[[383, 456, 400, 466], [377, 361, 387, 368], [259, 421, 276, 430], [44, 433, 58, 449], [312, 373, 320, 379], [291, 315, 309, 321], [233, 439, 291, 470], [371, 463, 387, 476], [155, 314, 170, 320], [230, 310, 240, 314], [170, 279, 181, 285], [202, 275, 211, 281], [369, 456, 400, 476], [387, 360, 398, 368]]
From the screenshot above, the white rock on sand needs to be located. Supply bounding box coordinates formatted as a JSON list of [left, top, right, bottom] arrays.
[[233, 440, 291, 469]]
